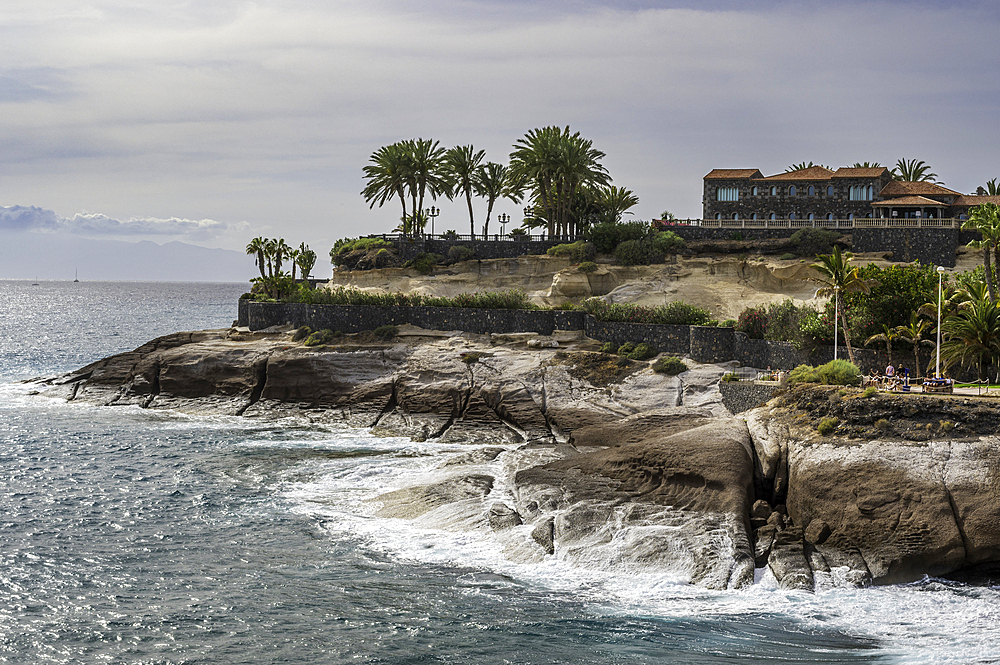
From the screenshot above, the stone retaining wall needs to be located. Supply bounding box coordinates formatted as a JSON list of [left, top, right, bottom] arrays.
[[393, 236, 573, 262], [719, 382, 782, 414]]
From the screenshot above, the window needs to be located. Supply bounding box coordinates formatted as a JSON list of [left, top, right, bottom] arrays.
[[733, 213, 739, 220], [751, 186, 759, 196], [827, 186, 834, 196], [808, 186, 815, 196], [960, 214, 968, 220], [827, 213, 834, 221], [789, 212, 796, 220], [808, 213, 815, 220], [715, 213, 722, 220], [848, 213, 854, 220], [770, 186, 777, 196], [769, 213, 776, 220], [751, 213, 758, 220], [849, 185, 873, 201], [789, 185, 797, 196], [717, 187, 739, 202]]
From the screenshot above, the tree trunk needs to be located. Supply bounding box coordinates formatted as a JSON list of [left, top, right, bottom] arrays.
[[985, 247, 996, 303], [257, 251, 266, 280], [465, 187, 475, 238], [483, 198, 495, 237], [840, 305, 857, 365]]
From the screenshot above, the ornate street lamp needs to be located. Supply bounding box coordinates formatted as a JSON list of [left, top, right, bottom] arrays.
[[498, 213, 510, 238], [936, 265, 945, 378], [425, 206, 439, 236]]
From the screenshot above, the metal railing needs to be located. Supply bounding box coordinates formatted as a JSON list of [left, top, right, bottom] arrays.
[[371, 233, 581, 243], [697, 218, 962, 229]]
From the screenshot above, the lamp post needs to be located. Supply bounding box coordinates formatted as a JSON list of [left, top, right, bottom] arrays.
[[936, 265, 945, 378], [833, 285, 840, 361], [498, 213, 509, 238], [425, 206, 439, 236]]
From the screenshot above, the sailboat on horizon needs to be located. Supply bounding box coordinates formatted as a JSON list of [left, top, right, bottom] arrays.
[[74, 268, 79, 283]]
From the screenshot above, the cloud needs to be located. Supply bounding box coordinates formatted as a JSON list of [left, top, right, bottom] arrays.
[[0, 205, 248, 240]]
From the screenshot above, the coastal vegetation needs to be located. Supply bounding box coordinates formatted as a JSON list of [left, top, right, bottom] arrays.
[[581, 298, 714, 326], [245, 236, 317, 299]]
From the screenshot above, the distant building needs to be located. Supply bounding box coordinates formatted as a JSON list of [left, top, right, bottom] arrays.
[[703, 166, 1000, 222]]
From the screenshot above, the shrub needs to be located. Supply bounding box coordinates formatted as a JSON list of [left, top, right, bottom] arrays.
[[875, 418, 891, 430], [617, 342, 636, 356], [817, 417, 839, 436], [584, 221, 648, 254], [627, 343, 657, 360], [461, 351, 489, 364], [552, 301, 580, 311], [862, 386, 878, 398], [423, 289, 537, 310], [788, 364, 820, 384], [509, 228, 527, 237], [304, 329, 340, 346], [600, 342, 618, 354], [330, 237, 394, 267], [736, 306, 767, 339], [447, 245, 476, 262], [291, 326, 312, 342], [788, 360, 861, 386], [720, 372, 740, 382], [790, 228, 840, 257], [779, 253, 797, 261], [651, 231, 685, 255], [547, 241, 596, 263], [729, 231, 744, 241], [373, 325, 398, 340], [614, 239, 660, 266], [720, 319, 736, 328], [581, 298, 714, 326], [442, 230, 459, 238], [403, 252, 442, 275], [653, 356, 688, 375], [578, 261, 598, 273]]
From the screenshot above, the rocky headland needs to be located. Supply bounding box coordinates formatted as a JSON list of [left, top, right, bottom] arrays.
[[39, 325, 1000, 590]]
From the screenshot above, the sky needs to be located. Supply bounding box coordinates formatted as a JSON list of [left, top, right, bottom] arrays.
[[2, 0, 999, 280]]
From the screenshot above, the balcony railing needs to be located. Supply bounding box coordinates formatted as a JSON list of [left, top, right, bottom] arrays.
[[694, 218, 963, 229]]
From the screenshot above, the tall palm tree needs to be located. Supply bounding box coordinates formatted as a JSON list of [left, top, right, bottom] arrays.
[[962, 203, 1000, 303], [865, 324, 901, 367], [593, 185, 639, 224], [361, 142, 412, 223], [403, 138, 449, 225], [785, 161, 831, 171], [892, 158, 939, 183], [271, 238, 291, 276], [288, 246, 300, 280], [444, 145, 485, 237], [811, 246, 877, 365], [509, 126, 610, 238], [941, 296, 1000, 382], [476, 162, 523, 236], [245, 237, 267, 280], [851, 162, 883, 169], [894, 312, 936, 377], [986, 178, 1000, 196]]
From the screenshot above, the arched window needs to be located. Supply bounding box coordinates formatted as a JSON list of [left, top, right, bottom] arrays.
[[959, 214, 968, 220], [827, 186, 834, 196], [789, 185, 797, 196], [715, 213, 722, 220], [848, 213, 854, 220], [770, 186, 777, 196], [733, 213, 739, 220], [808, 186, 815, 196], [769, 213, 776, 220], [789, 212, 796, 220], [751, 186, 759, 196], [808, 213, 815, 220], [827, 213, 834, 221], [751, 213, 758, 220]]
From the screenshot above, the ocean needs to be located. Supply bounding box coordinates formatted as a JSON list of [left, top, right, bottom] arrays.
[[1, 279, 999, 664]]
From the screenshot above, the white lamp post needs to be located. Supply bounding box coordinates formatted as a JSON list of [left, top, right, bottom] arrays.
[[833, 285, 840, 361], [936, 265, 945, 378]]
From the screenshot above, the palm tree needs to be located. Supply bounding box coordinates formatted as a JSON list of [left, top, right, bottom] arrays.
[[403, 138, 449, 226], [941, 296, 1000, 382], [785, 161, 831, 172], [986, 178, 1000, 196], [865, 324, 900, 367], [509, 126, 610, 238], [288, 246, 300, 280], [593, 185, 639, 224], [476, 162, 522, 236], [962, 203, 1000, 303], [892, 158, 939, 183], [851, 162, 883, 169], [444, 145, 485, 237], [811, 246, 877, 365], [246, 237, 267, 280], [296, 243, 317, 280], [362, 142, 412, 223], [270, 238, 290, 276], [894, 312, 936, 378]]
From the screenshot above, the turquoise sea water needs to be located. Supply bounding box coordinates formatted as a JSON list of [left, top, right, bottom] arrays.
[[1, 279, 999, 664]]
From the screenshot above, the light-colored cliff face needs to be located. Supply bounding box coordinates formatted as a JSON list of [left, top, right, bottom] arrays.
[[323, 255, 821, 321]]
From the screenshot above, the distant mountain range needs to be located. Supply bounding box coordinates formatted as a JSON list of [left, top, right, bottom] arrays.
[[0, 233, 264, 282]]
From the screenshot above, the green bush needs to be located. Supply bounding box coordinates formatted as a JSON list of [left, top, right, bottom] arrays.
[[447, 245, 476, 262], [614, 239, 660, 266], [652, 356, 688, 375], [817, 417, 839, 436], [291, 326, 312, 342], [581, 298, 714, 326], [721, 372, 740, 382], [617, 342, 636, 356], [736, 306, 767, 339], [788, 360, 861, 386], [304, 329, 340, 346], [330, 237, 394, 266], [651, 231, 685, 255], [729, 231, 744, 241], [373, 325, 398, 340], [862, 386, 878, 398], [403, 252, 442, 275], [442, 230, 459, 238], [790, 228, 840, 257], [600, 342, 618, 354], [578, 261, 598, 273], [627, 343, 657, 360], [584, 221, 648, 254], [423, 289, 537, 310], [547, 241, 596, 263], [721, 319, 736, 328], [779, 253, 797, 261]]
